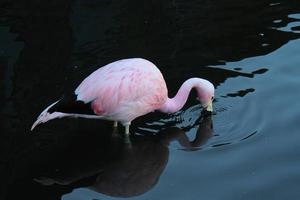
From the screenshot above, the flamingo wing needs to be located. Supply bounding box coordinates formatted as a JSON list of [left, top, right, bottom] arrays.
[[75, 58, 168, 120]]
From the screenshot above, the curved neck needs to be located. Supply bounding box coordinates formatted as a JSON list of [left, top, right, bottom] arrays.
[[159, 78, 211, 113]]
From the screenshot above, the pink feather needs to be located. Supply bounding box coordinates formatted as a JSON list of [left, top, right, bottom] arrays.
[[31, 58, 214, 133], [75, 58, 168, 123]]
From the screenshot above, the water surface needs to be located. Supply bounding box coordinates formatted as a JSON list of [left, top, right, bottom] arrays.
[[1, 0, 300, 200]]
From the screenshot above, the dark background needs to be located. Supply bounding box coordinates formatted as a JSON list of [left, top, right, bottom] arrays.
[[1, 0, 300, 199]]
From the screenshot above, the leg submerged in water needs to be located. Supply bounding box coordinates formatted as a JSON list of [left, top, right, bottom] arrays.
[[122, 122, 131, 144], [123, 122, 131, 136], [113, 121, 118, 128]]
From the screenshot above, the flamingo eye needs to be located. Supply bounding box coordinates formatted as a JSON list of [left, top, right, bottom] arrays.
[[211, 96, 214, 100]]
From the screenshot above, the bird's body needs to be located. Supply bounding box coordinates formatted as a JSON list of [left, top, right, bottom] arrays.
[[75, 58, 167, 123], [31, 58, 215, 135]]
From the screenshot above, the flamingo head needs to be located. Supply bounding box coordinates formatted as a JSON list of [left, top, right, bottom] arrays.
[[196, 81, 215, 112], [200, 96, 214, 112]]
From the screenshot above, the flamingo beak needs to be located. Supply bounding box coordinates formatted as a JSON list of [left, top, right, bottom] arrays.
[[203, 100, 213, 112]]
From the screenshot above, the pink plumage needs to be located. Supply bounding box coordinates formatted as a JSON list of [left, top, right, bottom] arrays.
[[75, 58, 168, 122], [31, 58, 215, 135]]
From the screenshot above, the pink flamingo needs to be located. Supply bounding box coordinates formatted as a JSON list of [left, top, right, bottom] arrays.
[[31, 58, 214, 135]]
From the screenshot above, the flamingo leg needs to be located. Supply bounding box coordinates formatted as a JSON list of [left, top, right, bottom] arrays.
[[112, 121, 119, 136], [122, 122, 131, 135], [122, 122, 131, 144], [125, 123, 130, 135], [113, 121, 118, 128]]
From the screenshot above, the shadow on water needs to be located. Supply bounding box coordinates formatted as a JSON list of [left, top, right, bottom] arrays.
[[1, 0, 300, 199], [5, 113, 213, 199]]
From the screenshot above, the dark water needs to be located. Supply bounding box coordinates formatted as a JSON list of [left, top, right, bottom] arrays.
[[1, 0, 300, 199]]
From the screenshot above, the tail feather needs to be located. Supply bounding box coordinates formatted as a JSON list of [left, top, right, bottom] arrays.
[[48, 94, 95, 115], [31, 97, 104, 131], [31, 100, 61, 131]]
